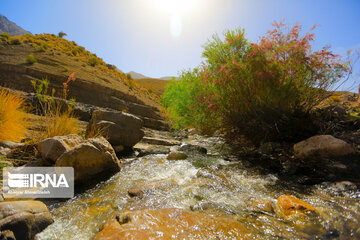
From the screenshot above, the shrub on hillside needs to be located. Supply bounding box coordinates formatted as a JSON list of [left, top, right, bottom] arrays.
[[26, 54, 37, 64], [162, 22, 349, 145], [0, 89, 28, 141], [58, 31, 67, 38], [0, 32, 10, 39], [10, 38, 21, 45], [88, 57, 98, 66]]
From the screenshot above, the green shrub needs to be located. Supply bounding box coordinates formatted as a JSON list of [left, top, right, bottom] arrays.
[[162, 22, 349, 145], [58, 31, 67, 38], [38, 43, 48, 52], [10, 38, 21, 45], [0, 32, 10, 39], [26, 54, 37, 64], [88, 57, 98, 66]]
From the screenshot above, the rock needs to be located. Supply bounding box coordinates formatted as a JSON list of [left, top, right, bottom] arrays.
[[88, 109, 144, 147], [179, 144, 207, 154], [294, 135, 356, 159], [55, 137, 121, 182], [188, 128, 200, 135], [141, 137, 180, 146], [0, 147, 11, 156], [37, 134, 84, 164], [276, 195, 318, 218], [332, 181, 358, 192], [247, 197, 274, 213], [0, 201, 53, 240], [127, 181, 168, 197], [133, 143, 170, 157], [0, 141, 25, 150], [94, 208, 251, 240], [166, 151, 188, 160], [0, 230, 15, 240]]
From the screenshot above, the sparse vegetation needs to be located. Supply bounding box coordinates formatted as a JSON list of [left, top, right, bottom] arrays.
[[9, 38, 21, 45], [58, 31, 67, 38], [37, 42, 49, 52], [0, 32, 10, 39], [0, 88, 29, 142], [26, 53, 37, 64], [30, 75, 80, 142], [88, 56, 98, 66]]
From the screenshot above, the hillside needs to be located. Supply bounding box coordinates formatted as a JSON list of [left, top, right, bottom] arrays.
[[0, 14, 30, 36], [127, 71, 149, 79], [134, 78, 169, 96], [0, 33, 168, 129]]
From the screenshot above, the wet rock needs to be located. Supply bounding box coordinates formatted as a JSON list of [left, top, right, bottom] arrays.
[[247, 197, 274, 214], [188, 128, 200, 135], [127, 181, 168, 197], [134, 143, 170, 157], [331, 181, 358, 192], [276, 195, 318, 218], [166, 151, 188, 160], [294, 135, 356, 159], [141, 137, 180, 146], [88, 109, 144, 147], [37, 134, 84, 164], [55, 137, 121, 182], [0, 201, 53, 240], [179, 144, 207, 154], [94, 208, 251, 240]]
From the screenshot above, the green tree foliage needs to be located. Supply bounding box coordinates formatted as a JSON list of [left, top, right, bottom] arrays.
[[162, 22, 349, 145]]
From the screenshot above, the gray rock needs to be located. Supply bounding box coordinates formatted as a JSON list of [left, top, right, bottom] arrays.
[[37, 134, 84, 164], [294, 135, 356, 159], [142, 137, 180, 146], [179, 144, 207, 154], [55, 137, 121, 182], [88, 109, 144, 147]]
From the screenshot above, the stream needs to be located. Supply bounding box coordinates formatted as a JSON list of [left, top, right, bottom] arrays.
[[36, 135, 360, 239]]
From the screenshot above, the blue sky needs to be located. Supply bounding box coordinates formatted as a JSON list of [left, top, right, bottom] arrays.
[[1, 0, 359, 90]]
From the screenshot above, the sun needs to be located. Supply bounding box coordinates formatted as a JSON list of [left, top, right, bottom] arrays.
[[150, 0, 199, 38]]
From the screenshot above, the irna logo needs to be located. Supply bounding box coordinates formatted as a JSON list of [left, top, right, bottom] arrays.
[[8, 172, 69, 188]]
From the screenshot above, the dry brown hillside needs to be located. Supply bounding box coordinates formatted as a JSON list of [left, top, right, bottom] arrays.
[[134, 78, 169, 96], [0, 33, 168, 129]]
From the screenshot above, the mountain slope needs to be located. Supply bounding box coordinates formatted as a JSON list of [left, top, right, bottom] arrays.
[[0, 33, 168, 130], [127, 71, 149, 79], [0, 14, 30, 36]]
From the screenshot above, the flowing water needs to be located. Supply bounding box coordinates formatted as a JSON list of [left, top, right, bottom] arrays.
[[36, 136, 360, 239]]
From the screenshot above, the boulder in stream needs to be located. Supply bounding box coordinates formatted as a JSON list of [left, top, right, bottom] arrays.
[[294, 135, 355, 159], [166, 151, 188, 160], [87, 109, 144, 148], [55, 137, 121, 182], [94, 208, 251, 240], [0, 201, 53, 240], [276, 195, 318, 218], [179, 144, 207, 154]]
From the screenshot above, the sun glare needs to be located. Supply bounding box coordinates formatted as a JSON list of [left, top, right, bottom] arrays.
[[150, 0, 199, 38]]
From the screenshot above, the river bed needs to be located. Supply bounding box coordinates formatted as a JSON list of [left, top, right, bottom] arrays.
[[36, 136, 360, 239]]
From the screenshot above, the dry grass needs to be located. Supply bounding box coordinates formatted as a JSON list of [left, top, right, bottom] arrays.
[[134, 78, 169, 96], [31, 107, 80, 142], [0, 89, 29, 142]]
